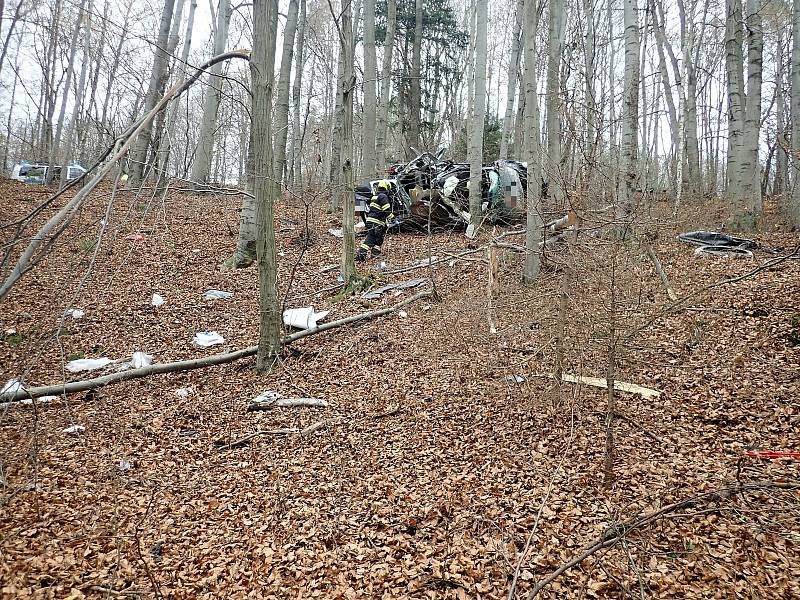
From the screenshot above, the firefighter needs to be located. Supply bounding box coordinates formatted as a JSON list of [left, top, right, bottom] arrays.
[[356, 180, 394, 262]]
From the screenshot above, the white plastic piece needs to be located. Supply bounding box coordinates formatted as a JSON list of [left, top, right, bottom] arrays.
[[328, 228, 344, 238], [130, 352, 153, 369], [283, 307, 330, 330], [505, 375, 526, 384], [1, 379, 25, 397], [66, 357, 113, 372], [442, 176, 459, 199], [151, 293, 165, 307], [118, 460, 132, 471], [398, 310, 408, 318], [465, 223, 476, 239], [192, 331, 225, 346], [64, 308, 85, 319], [203, 289, 233, 300], [175, 387, 193, 398], [63, 424, 85, 434]]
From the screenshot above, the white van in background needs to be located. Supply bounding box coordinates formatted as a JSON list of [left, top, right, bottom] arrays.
[[11, 161, 87, 184]]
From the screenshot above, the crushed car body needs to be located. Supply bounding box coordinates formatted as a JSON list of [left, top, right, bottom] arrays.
[[355, 149, 532, 231]]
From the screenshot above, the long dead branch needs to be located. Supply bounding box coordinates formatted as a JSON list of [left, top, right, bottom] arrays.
[[2, 290, 433, 402], [0, 50, 251, 302], [526, 480, 800, 599]]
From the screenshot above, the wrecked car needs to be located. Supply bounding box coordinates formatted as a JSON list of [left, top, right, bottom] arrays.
[[355, 149, 534, 231], [11, 161, 86, 184]]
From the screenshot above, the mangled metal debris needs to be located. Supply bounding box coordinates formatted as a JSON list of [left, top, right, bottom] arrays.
[[678, 231, 757, 259], [355, 148, 533, 231]]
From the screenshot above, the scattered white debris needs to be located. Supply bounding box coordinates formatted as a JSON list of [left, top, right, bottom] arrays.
[[505, 375, 527, 384], [0, 394, 58, 409], [152, 293, 165, 307], [64, 308, 85, 319], [118, 460, 132, 472], [320, 264, 338, 273], [355, 221, 365, 230], [175, 387, 193, 398], [63, 424, 85, 434], [398, 310, 408, 318], [283, 307, 330, 330], [66, 357, 113, 373], [192, 331, 225, 347], [249, 390, 329, 410], [1, 379, 25, 397], [328, 227, 344, 239], [203, 289, 233, 300], [411, 257, 438, 268], [130, 352, 153, 369]]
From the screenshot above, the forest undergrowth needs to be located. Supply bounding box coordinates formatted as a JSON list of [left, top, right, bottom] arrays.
[[1, 180, 798, 599]]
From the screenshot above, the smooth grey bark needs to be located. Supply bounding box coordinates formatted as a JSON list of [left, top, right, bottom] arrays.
[[652, 0, 679, 194], [336, 0, 357, 278], [273, 0, 299, 188], [741, 0, 762, 215], [190, 0, 231, 186], [251, 0, 281, 371], [362, 0, 377, 177], [129, 0, 175, 185], [522, 0, 542, 283], [725, 0, 745, 204], [289, 0, 306, 188], [100, 2, 131, 146], [775, 30, 788, 197], [467, 0, 488, 231], [499, 0, 522, 160], [544, 0, 565, 202], [680, 0, 702, 195], [60, 0, 93, 188], [408, 0, 422, 155], [375, 0, 396, 173], [47, 0, 86, 184], [791, 0, 800, 225], [582, 0, 597, 178], [616, 0, 640, 226]]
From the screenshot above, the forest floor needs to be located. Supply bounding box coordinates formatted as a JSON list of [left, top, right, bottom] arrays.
[[0, 179, 799, 599]]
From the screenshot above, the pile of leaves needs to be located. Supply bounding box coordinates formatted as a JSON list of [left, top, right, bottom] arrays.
[[1, 179, 798, 598]]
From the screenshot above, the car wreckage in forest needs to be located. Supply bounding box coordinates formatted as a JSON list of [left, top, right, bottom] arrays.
[[355, 149, 535, 231]]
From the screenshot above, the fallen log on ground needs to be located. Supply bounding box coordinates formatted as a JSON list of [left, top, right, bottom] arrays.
[[525, 480, 800, 599], [2, 290, 434, 402]]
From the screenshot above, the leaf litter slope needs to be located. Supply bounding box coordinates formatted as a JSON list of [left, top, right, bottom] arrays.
[[0, 182, 798, 598]]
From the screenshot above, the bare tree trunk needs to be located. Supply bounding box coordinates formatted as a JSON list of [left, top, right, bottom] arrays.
[[289, 0, 307, 189], [741, 0, 763, 218], [60, 0, 93, 188], [775, 30, 788, 197], [467, 0, 487, 233], [129, 0, 175, 185], [361, 0, 377, 177], [499, 0, 522, 160], [339, 0, 357, 279], [375, 0, 396, 173], [409, 0, 423, 155], [272, 0, 299, 188], [252, 0, 281, 371], [653, 0, 679, 195], [522, 0, 542, 283], [682, 0, 702, 196], [583, 0, 597, 182], [545, 0, 565, 203], [791, 0, 800, 226], [47, 0, 87, 184], [616, 0, 640, 228], [725, 0, 745, 207], [190, 0, 231, 186]]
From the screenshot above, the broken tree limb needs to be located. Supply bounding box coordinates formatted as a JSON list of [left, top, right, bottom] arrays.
[[526, 480, 800, 599], [645, 244, 678, 301], [3, 289, 433, 402], [532, 373, 661, 400], [0, 50, 251, 303], [247, 397, 329, 412]]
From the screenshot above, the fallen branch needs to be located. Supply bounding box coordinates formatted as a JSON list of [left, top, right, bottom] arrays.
[[526, 480, 800, 599], [531, 373, 661, 400], [3, 290, 433, 402], [247, 397, 328, 412], [0, 50, 251, 302], [645, 244, 678, 301]]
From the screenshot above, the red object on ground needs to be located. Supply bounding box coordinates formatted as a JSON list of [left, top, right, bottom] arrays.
[[744, 450, 800, 459], [125, 234, 145, 242]]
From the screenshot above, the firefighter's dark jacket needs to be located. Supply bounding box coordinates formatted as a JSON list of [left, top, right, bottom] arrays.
[[366, 191, 392, 226]]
